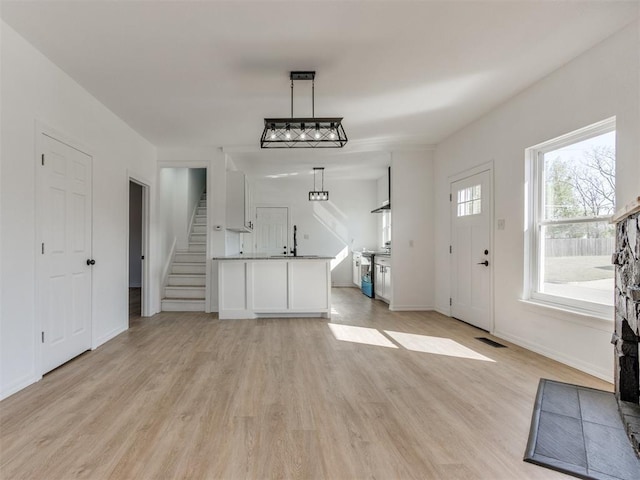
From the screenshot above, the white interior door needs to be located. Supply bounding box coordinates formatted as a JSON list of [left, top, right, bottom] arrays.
[[38, 134, 93, 374], [451, 169, 492, 331], [255, 207, 289, 255]]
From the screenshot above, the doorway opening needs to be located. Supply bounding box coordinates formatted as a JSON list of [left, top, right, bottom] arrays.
[[128, 179, 150, 320], [158, 167, 208, 312]]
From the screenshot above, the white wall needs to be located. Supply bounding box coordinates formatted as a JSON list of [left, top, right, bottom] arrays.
[[390, 150, 435, 310], [433, 22, 639, 381], [157, 168, 182, 289], [247, 177, 379, 286], [0, 22, 157, 399], [187, 168, 206, 234]]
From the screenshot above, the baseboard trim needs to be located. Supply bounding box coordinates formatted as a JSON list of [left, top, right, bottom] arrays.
[[1, 373, 41, 401], [389, 305, 434, 312], [331, 283, 355, 288], [493, 330, 613, 383], [94, 325, 128, 350], [434, 306, 451, 317]]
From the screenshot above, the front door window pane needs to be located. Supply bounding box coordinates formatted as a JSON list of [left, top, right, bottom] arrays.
[[457, 184, 481, 217]]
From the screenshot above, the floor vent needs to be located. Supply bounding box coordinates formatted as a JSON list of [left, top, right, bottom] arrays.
[[475, 337, 507, 348]]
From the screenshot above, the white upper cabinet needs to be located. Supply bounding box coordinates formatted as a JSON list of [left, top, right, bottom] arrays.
[[226, 171, 253, 232]]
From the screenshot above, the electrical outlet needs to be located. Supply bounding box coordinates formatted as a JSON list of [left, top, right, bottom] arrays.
[[304, 234, 309, 240], [497, 219, 505, 230]]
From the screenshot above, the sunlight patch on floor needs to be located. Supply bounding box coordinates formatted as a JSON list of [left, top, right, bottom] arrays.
[[384, 330, 495, 362], [328, 323, 398, 348]]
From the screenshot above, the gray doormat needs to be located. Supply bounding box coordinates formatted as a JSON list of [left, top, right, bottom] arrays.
[[524, 379, 640, 480]]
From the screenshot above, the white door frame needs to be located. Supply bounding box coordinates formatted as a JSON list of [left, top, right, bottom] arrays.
[[157, 162, 210, 311], [35, 122, 95, 376], [127, 173, 151, 318], [448, 160, 495, 333]]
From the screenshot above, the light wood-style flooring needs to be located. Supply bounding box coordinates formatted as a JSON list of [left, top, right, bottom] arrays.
[[129, 287, 141, 318], [0, 288, 611, 479]]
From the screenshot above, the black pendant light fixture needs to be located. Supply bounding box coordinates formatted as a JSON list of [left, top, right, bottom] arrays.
[[308, 167, 329, 201], [261, 71, 348, 148]]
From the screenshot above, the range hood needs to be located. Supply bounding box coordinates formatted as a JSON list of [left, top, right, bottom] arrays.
[[371, 166, 391, 213]]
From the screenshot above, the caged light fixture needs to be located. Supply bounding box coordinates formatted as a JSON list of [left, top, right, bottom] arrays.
[[261, 71, 348, 148], [308, 167, 329, 201]]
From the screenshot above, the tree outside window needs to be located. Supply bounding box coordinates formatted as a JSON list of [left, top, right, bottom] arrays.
[[527, 120, 616, 316]]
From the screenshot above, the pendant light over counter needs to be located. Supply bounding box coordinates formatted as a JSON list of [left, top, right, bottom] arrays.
[[308, 167, 329, 201], [261, 71, 348, 149]]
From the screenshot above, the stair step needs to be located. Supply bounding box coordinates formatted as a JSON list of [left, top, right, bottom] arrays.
[[172, 263, 206, 275], [195, 215, 207, 223], [190, 233, 206, 243], [161, 298, 205, 312], [199, 200, 206, 207], [188, 243, 206, 253], [192, 224, 206, 234], [165, 286, 205, 299], [196, 207, 207, 216], [168, 274, 205, 286], [175, 252, 205, 263]]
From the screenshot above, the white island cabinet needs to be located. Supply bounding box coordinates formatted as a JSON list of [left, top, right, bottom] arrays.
[[214, 256, 332, 319]]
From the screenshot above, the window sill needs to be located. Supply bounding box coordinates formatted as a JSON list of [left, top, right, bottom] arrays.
[[519, 298, 613, 332]]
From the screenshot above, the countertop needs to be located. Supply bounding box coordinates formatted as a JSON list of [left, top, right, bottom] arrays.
[[213, 254, 334, 260], [354, 250, 391, 257]]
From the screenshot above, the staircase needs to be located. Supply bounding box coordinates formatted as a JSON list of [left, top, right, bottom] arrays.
[[161, 192, 207, 311]]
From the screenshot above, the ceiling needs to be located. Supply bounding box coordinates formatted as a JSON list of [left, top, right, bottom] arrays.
[[1, 0, 638, 179]]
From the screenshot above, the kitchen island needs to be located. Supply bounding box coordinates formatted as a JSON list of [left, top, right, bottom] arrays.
[[213, 255, 333, 319]]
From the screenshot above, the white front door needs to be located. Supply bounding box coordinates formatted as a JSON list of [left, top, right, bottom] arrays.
[[450, 169, 492, 331], [38, 134, 93, 374], [255, 207, 289, 255]]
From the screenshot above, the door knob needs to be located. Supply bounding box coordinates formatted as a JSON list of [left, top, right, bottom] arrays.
[[477, 260, 489, 266], [86, 259, 96, 266]]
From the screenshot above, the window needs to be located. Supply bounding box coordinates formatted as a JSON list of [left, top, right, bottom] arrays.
[[525, 118, 616, 318], [457, 184, 482, 217], [381, 210, 391, 247]]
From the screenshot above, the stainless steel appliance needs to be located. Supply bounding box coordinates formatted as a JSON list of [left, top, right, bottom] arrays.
[[360, 252, 374, 297], [359, 250, 392, 300]]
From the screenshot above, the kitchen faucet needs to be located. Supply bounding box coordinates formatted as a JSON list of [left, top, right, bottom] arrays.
[[291, 225, 298, 257]]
